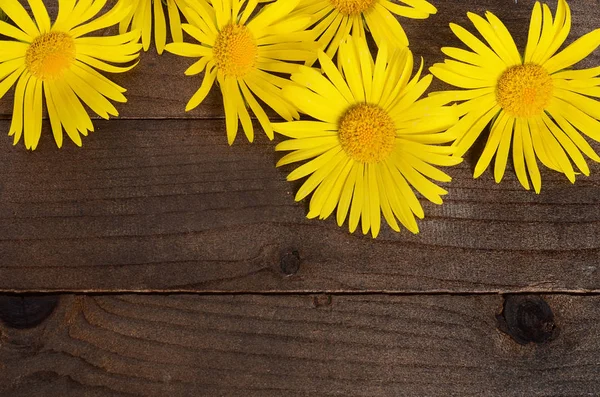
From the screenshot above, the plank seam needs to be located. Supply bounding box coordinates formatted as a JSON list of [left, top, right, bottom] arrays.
[[2, 290, 600, 295]]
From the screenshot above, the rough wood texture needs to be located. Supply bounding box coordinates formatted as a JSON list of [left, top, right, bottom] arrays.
[[1, 0, 598, 119], [1, 294, 599, 396], [1, 1, 600, 395], [0, 0, 599, 296], [1, 117, 600, 292]]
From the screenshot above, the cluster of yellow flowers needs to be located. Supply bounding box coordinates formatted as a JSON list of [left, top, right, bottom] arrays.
[[0, 0, 599, 237]]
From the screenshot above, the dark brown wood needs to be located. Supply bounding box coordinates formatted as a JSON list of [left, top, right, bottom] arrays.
[[1, 2, 599, 395], [0, 1, 598, 293], [1, 118, 600, 292], [1, 293, 599, 396], [2, 0, 598, 119], [0, 295, 59, 329], [497, 295, 559, 345]]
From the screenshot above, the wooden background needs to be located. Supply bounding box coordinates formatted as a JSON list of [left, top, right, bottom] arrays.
[[1, 0, 600, 395]]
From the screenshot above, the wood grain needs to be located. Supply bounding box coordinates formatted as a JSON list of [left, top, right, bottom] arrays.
[[1, 118, 600, 292], [1, 293, 599, 396], [1, 0, 598, 119], [1, 2, 599, 396]]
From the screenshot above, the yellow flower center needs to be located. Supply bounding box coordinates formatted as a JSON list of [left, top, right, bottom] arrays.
[[496, 64, 553, 118], [213, 23, 257, 78], [25, 31, 76, 81], [329, 0, 377, 15], [338, 104, 396, 163]]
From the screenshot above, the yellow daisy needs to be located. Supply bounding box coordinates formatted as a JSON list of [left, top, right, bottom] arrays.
[[165, 0, 317, 144], [0, 0, 141, 150], [119, 0, 193, 54], [273, 36, 460, 238], [430, 0, 600, 193], [290, 0, 437, 62]]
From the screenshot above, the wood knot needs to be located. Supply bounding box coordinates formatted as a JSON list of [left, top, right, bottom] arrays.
[[0, 295, 59, 329], [280, 249, 300, 276], [312, 295, 332, 308], [497, 295, 558, 345]]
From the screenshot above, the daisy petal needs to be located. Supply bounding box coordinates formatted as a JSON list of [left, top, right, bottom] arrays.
[[543, 28, 600, 74]]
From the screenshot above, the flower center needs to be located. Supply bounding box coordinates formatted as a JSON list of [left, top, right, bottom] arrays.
[[338, 104, 396, 163], [213, 23, 257, 78], [25, 32, 76, 81], [329, 0, 377, 15], [496, 64, 553, 118]]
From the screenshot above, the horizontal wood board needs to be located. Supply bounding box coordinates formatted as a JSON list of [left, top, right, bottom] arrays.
[[1, 0, 599, 120], [0, 0, 598, 293], [1, 293, 600, 396], [2, 2, 600, 395], [1, 117, 600, 292]]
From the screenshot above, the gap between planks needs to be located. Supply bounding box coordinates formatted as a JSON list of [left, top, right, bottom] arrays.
[[2, 289, 600, 295]]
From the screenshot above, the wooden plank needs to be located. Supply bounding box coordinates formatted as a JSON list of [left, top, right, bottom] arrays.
[[0, 293, 598, 396], [1, 118, 600, 292], [1, 0, 598, 119]]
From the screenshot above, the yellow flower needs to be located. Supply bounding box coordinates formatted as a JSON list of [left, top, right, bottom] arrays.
[[273, 36, 460, 238], [165, 0, 316, 144], [430, 0, 600, 193], [291, 0, 437, 62], [119, 0, 192, 54], [0, 0, 141, 150]]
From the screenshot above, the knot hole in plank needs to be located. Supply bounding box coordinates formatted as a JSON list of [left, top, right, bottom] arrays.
[[0, 295, 59, 329], [280, 248, 301, 276], [497, 295, 559, 345]]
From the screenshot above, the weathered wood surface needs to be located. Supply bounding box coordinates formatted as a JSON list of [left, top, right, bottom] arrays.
[[1, 118, 600, 292], [0, 293, 598, 396], [1, 0, 600, 292], [1, 1, 600, 395], [1, 0, 599, 119]]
